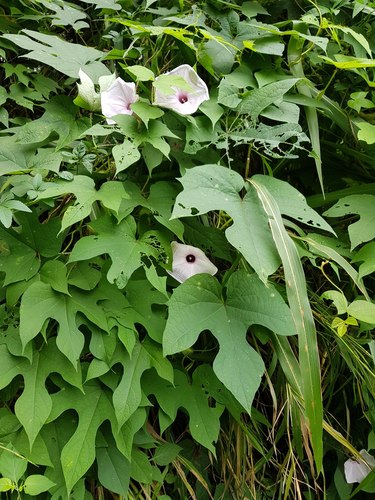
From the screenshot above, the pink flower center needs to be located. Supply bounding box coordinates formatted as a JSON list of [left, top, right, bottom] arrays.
[[178, 93, 189, 104]]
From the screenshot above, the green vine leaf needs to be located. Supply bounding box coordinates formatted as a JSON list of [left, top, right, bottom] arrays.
[[163, 271, 295, 413], [0, 225, 40, 286], [324, 194, 375, 249], [36, 176, 127, 232], [14, 96, 91, 150], [20, 282, 108, 366], [172, 164, 280, 282], [69, 215, 169, 288], [0, 340, 82, 448], [48, 382, 115, 494], [2, 30, 106, 78], [143, 368, 224, 454]]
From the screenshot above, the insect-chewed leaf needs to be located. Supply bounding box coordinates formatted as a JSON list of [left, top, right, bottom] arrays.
[[172, 164, 280, 282], [324, 195, 375, 250]]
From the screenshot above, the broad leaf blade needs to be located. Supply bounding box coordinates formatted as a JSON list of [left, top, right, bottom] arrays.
[[172, 165, 280, 282], [163, 271, 295, 413]]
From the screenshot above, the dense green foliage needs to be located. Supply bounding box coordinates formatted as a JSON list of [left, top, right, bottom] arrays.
[[0, 0, 374, 498]]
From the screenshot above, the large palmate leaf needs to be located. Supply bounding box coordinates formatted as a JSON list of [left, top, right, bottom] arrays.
[[163, 270, 295, 413], [2, 30, 106, 79], [36, 176, 127, 231], [324, 195, 375, 249], [251, 175, 334, 234], [352, 242, 375, 279], [112, 340, 173, 429], [35, 0, 88, 31], [172, 165, 279, 282], [238, 78, 300, 118], [13, 96, 91, 150], [0, 340, 82, 448], [0, 136, 38, 176], [143, 369, 224, 454], [0, 225, 40, 285], [47, 382, 115, 494], [79, 0, 121, 9], [20, 282, 108, 366], [69, 215, 169, 288], [172, 166, 331, 282]]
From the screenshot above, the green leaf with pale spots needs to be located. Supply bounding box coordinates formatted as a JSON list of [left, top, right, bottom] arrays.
[[163, 271, 295, 413]]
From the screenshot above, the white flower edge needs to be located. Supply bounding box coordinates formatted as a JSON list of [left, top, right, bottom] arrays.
[[153, 64, 209, 115], [344, 449, 375, 484], [101, 77, 139, 124], [77, 70, 116, 112], [77, 69, 101, 111], [167, 241, 218, 283]]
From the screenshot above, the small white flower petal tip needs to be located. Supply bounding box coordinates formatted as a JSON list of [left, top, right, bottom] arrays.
[[167, 241, 218, 283], [153, 64, 209, 115], [344, 449, 375, 484], [101, 77, 139, 124]]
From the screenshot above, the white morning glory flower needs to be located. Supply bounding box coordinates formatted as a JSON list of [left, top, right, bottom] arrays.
[[77, 70, 116, 111], [101, 77, 139, 124], [153, 64, 209, 115], [167, 241, 218, 283], [344, 449, 375, 484]]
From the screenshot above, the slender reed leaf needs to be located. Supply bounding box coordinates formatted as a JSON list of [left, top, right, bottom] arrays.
[[251, 179, 323, 473], [288, 32, 323, 194]]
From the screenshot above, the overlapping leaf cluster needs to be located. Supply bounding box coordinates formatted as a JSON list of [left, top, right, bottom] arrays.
[[0, 0, 375, 498]]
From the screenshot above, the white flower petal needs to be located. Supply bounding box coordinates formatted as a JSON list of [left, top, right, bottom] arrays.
[[167, 241, 218, 283], [344, 450, 375, 484], [98, 73, 117, 93], [154, 64, 209, 115], [101, 78, 138, 124], [77, 69, 101, 111]]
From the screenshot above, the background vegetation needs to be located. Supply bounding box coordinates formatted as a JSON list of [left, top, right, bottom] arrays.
[[0, 0, 374, 498]]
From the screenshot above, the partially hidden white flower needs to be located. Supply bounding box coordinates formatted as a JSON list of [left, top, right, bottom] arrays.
[[77, 69, 116, 112], [344, 449, 375, 484], [167, 241, 218, 283], [101, 77, 139, 124], [153, 64, 209, 115]]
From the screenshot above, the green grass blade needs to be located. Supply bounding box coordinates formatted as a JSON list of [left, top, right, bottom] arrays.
[[269, 333, 302, 397], [251, 179, 323, 473], [301, 235, 370, 300], [288, 32, 324, 195]]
